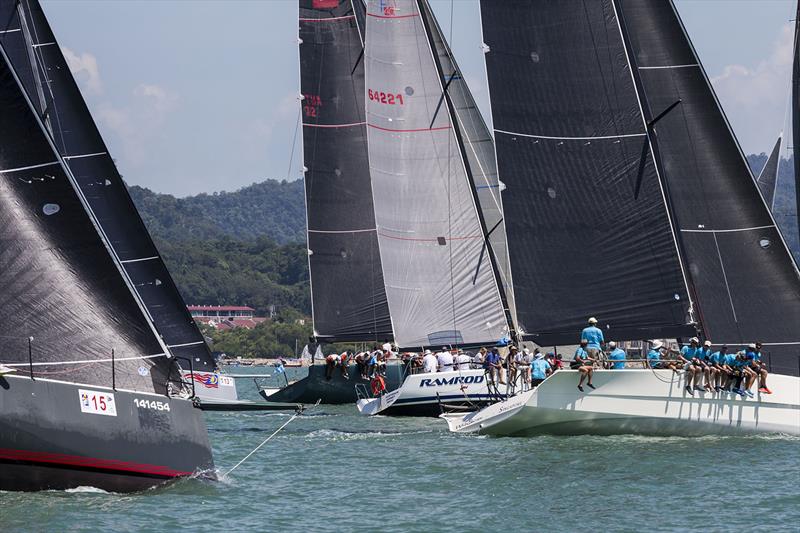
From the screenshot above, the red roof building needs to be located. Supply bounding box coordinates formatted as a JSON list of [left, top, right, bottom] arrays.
[[188, 305, 267, 330]]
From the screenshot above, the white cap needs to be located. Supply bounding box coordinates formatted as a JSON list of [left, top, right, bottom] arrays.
[[748, 343, 757, 349], [608, 341, 616, 349], [424, 349, 432, 355], [588, 317, 598, 324], [652, 340, 663, 349], [535, 352, 545, 359], [703, 340, 712, 347], [690, 337, 699, 344], [523, 348, 531, 354]]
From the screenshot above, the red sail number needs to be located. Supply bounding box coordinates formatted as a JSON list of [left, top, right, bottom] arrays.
[[368, 89, 404, 105]]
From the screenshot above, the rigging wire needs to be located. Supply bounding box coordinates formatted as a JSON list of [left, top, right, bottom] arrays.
[[285, 106, 303, 182]]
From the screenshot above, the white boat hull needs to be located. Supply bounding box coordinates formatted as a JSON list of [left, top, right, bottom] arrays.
[[442, 370, 800, 436], [357, 369, 499, 417]]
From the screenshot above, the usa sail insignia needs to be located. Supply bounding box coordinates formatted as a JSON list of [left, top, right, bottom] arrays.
[[0, 0, 799, 497]]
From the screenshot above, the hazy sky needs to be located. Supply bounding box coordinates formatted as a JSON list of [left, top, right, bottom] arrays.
[[41, 0, 797, 196]]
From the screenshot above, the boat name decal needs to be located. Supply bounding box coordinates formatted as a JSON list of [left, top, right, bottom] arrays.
[[78, 389, 117, 417], [419, 375, 484, 387], [134, 398, 171, 412]]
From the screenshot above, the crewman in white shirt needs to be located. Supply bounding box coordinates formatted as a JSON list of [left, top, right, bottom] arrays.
[[422, 350, 438, 374]]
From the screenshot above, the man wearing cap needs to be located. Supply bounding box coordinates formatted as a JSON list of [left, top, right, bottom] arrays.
[[680, 337, 703, 394], [741, 343, 766, 397], [455, 349, 470, 370], [519, 348, 533, 389], [710, 345, 730, 392], [607, 341, 626, 370], [647, 341, 665, 369], [473, 347, 487, 368], [581, 317, 605, 367], [752, 342, 772, 394], [696, 340, 715, 392], [531, 350, 552, 387], [437, 347, 454, 373], [422, 349, 438, 374], [506, 346, 520, 386], [483, 347, 502, 385], [570, 339, 595, 392]]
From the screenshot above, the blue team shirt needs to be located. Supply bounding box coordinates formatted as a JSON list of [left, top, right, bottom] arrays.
[[724, 353, 738, 367], [581, 326, 604, 350], [696, 347, 713, 362], [483, 352, 501, 369], [710, 351, 728, 366], [647, 349, 661, 368], [574, 347, 589, 362], [681, 346, 699, 361], [608, 348, 626, 370], [744, 349, 760, 363], [531, 359, 551, 380]]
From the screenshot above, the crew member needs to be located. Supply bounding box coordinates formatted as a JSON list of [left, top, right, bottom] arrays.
[[531, 351, 551, 387], [437, 347, 454, 372], [753, 342, 772, 394], [696, 340, 715, 392], [680, 337, 702, 395], [581, 317, 605, 367], [484, 347, 502, 384], [455, 349, 471, 370], [710, 345, 729, 391], [647, 341, 665, 369], [607, 341, 626, 370], [571, 339, 595, 392], [422, 349, 437, 374]]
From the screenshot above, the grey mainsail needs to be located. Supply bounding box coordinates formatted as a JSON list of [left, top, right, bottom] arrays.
[[365, 0, 508, 348], [300, 0, 392, 343], [756, 136, 782, 210], [0, 0, 217, 372]]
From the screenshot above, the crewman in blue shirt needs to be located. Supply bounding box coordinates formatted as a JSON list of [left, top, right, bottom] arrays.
[[696, 340, 715, 392], [710, 345, 729, 392], [647, 341, 664, 369], [530, 351, 552, 387], [484, 348, 502, 386], [753, 342, 772, 394], [741, 343, 763, 398], [680, 337, 702, 395], [571, 339, 595, 392], [607, 341, 626, 370], [580, 317, 605, 367]]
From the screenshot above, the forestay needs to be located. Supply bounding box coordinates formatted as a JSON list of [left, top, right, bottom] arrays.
[[480, 0, 693, 345], [365, 0, 507, 348], [300, 0, 392, 343], [618, 0, 800, 376], [0, 0, 217, 372]]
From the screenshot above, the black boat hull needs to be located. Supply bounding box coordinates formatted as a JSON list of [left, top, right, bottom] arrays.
[[0, 375, 214, 492], [261, 364, 405, 404]]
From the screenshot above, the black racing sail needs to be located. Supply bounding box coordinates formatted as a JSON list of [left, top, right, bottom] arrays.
[[756, 136, 782, 210], [0, 0, 216, 372], [480, 0, 694, 345], [618, 0, 800, 376], [299, 0, 392, 343], [0, 39, 173, 393]]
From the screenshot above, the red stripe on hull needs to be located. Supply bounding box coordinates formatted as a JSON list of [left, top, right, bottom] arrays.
[[0, 448, 192, 478]]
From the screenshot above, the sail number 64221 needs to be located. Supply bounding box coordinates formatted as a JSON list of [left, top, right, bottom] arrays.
[[368, 90, 404, 105]]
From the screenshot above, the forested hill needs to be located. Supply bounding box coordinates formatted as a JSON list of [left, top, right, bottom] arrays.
[[129, 179, 305, 245]]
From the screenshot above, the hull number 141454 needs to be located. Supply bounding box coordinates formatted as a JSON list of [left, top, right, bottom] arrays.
[[134, 398, 171, 412]]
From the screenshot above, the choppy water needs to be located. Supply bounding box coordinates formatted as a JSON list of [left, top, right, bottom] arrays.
[[2, 367, 799, 532]]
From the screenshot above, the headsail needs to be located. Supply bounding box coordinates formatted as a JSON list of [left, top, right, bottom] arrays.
[[616, 0, 800, 376], [756, 136, 782, 210], [0, 41, 171, 393], [480, 0, 694, 345], [300, 0, 392, 343], [0, 0, 217, 372], [365, 0, 508, 348]]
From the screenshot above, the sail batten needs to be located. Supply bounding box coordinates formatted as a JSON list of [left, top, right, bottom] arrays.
[[365, 0, 507, 348], [300, 0, 392, 343]]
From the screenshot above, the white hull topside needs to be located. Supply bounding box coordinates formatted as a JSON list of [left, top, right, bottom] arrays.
[[441, 369, 800, 437], [357, 369, 496, 416]]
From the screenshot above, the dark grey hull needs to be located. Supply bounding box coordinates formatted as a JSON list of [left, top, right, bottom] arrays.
[[261, 364, 405, 404], [0, 375, 214, 492]]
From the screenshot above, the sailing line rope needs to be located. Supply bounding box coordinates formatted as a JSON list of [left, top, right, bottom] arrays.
[[224, 400, 320, 477]]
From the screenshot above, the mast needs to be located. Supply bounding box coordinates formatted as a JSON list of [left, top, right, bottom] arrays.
[[415, 0, 515, 341], [299, 0, 393, 344], [2, 0, 217, 372], [794, 0, 800, 251]]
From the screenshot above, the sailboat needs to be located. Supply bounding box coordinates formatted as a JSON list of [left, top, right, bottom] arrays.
[[443, 0, 800, 436], [261, 0, 412, 405], [0, 0, 214, 490], [355, 0, 515, 416]]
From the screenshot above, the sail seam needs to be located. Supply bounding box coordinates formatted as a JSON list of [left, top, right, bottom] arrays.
[[303, 121, 365, 128], [309, 228, 376, 233], [638, 64, 699, 70], [494, 129, 645, 141], [2, 353, 165, 367], [167, 341, 205, 348], [367, 13, 419, 20], [367, 123, 450, 133], [378, 232, 481, 242], [63, 151, 108, 160], [680, 225, 775, 234], [712, 232, 738, 323], [31, 41, 54, 48], [120, 256, 159, 264], [299, 15, 355, 22], [0, 28, 21, 34], [0, 160, 59, 173]]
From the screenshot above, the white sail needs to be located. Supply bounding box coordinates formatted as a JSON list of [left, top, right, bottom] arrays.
[[365, 0, 507, 348]]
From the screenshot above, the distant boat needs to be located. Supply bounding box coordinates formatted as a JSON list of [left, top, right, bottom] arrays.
[[0, 0, 214, 490], [444, 0, 800, 437]]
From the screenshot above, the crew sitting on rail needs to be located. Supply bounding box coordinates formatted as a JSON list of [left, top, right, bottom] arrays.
[[710, 345, 730, 392], [751, 342, 772, 394], [571, 339, 596, 392], [531, 350, 552, 388], [607, 341, 626, 369], [483, 347, 502, 384], [646, 340, 668, 369], [741, 343, 771, 396], [581, 317, 605, 367], [680, 337, 703, 395], [695, 340, 716, 393]]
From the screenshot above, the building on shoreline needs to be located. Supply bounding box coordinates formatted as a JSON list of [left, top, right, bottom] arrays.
[[188, 305, 268, 330]]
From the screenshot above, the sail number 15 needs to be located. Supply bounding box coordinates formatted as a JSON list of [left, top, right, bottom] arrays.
[[368, 90, 404, 105]]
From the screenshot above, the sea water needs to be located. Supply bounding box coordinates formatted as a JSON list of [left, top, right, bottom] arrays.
[[2, 367, 798, 532]]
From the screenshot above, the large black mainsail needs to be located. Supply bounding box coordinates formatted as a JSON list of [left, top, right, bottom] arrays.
[[481, 0, 694, 345], [300, 0, 392, 343], [0, 0, 216, 372], [757, 136, 782, 210], [618, 0, 800, 376]]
